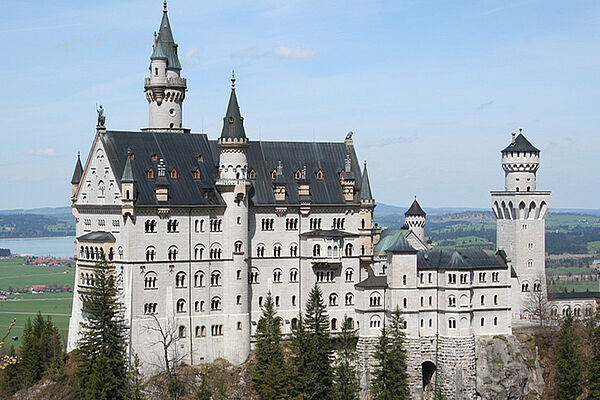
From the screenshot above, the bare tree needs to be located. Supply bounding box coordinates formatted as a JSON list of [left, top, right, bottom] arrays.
[[144, 314, 188, 399], [523, 273, 551, 327]]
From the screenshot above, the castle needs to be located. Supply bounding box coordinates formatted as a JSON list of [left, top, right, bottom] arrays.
[[67, 4, 597, 399]]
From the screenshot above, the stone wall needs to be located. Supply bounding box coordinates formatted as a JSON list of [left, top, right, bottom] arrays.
[[357, 335, 477, 400]]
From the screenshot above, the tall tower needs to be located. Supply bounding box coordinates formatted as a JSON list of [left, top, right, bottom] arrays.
[[491, 131, 551, 318], [216, 73, 250, 364], [405, 198, 426, 244], [143, 1, 187, 132]]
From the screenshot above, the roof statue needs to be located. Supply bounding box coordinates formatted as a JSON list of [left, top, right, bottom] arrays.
[[346, 131, 353, 140], [96, 105, 105, 128]]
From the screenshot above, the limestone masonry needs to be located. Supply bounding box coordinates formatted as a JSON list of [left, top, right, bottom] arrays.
[[67, 4, 598, 399]]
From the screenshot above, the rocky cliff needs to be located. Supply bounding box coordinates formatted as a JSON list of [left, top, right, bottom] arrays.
[[475, 334, 545, 399]]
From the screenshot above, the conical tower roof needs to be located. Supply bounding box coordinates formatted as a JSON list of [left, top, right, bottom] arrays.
[[405, 198, 426, 216], [152, 1, 181, 69], [70, 153, 83, 184], [359, 162, 373, 201], [121, 151, 136, 183], [502, 133, 539, 153], [220, 74, 247, 140]]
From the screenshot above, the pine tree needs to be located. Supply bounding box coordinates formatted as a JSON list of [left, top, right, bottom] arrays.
[[370, 307, 409, 400], [556, 309, 582, 400], [19, 316, 41, 387], [588, 309, 600, 400], [251, 292, 288, 400], [128, 354, 146, 400], [77, 258, 130, 400], [290, 283, 334, 400], [333, 315, 360, 400]]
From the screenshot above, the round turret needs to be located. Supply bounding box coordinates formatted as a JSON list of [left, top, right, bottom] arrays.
[[405, 198, 426, 244], [501, 131, 540, 192]]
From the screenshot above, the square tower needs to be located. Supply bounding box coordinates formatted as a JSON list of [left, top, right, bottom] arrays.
[[491, 131, 550, 318]]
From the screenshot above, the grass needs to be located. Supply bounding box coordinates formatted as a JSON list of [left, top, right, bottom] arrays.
[[549, 281, 599, 293], [546, 267, 597, 275], [0, 257, 74, 290], [0, 257, 75, 347], [587, 241, 600, 252]]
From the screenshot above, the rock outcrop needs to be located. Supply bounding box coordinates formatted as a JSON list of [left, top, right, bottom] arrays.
[[475, 334, 545, 399]]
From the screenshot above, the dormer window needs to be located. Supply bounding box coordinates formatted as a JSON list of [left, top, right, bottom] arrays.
[[196, 154, 204, 163], [271, 169, 277, 180], [150, 153, 158, 162], [295, 169, 302, 180], [193, 168, 201, 180], [316, 169, 324, 180], [146, 168, 155, 179], [170, 169, 178, 179], [249, 169, 256, 179]]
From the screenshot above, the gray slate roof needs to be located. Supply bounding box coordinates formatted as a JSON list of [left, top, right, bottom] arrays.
[[78, 231, 116, 242], [100, 131, 362, 207], [549, 291, 600, 300], [151, 6, 181, 70], [359, 164, 373, 201], [502, 133, 540, 153], [355, 275, 388, 289], [71, 153, 83, 184], [405, 199, 426, 216], [220, 87, 247, 140], [417, 248, 508, 271]]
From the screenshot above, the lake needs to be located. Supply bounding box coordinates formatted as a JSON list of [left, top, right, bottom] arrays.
[[0, 236, 75, 258]]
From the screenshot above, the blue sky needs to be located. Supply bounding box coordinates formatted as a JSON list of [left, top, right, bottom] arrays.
[[1, 0, 598, 210]]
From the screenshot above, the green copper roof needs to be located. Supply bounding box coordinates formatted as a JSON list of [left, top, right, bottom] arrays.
[[152, 5, 181, 70], [374, 229, 417, 255], [359, 163, 373, 201], [70, 153, 83, 184], [121, 152, 135, 183]]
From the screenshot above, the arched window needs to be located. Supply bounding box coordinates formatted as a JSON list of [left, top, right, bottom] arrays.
[[448, 295, 456, 307], [211, 297, 222, 311], [403, 297, 407, 308], [234, 241, 243, 253], [273, 244, 282, 257], [331, 318, 338, 331], [403, 274, 407, 285], [480, 295, 485, 306], [289, 268, 298, 282], [289, 244, 298, 257], [521, 281, 530, 292], [345, 243, 353, 256], [313, 244, 321, 257], [369, 315, 381, 328], [144, 272, 157, 289], [273, 268, 282, 283], [194, 272, 204, 287], [345, 268, 354, 282], [211, 271, 222, 286], [329, 293, 338, 306], [168, 246, 178, 261], [493, 294, 498, 305], [178, 326, 186, 338], [480, 317, 485, 327], [175, 272, 186, 288], [345, 292, 354, 305], [145, 247, 156, 261], [194, 245, 204, 260], [249, 268, 259, 284], [448, 318, 456, 329], [236, 295, 242, 305], [369, 292, 382, 307], [176, 299, 186, 313]]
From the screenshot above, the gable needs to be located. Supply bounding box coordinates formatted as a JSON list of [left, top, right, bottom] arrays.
[[76, 135, 121, 206]]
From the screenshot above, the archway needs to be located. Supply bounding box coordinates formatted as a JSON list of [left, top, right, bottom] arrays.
[[422, 361, 437, 400]]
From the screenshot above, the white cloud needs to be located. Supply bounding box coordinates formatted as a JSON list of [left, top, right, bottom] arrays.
[[271, 45, 319, 59], [26, 148, 59, 157], [183, 47, 198, 59]]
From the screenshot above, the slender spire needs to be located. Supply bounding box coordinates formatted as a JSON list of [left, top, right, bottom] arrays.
[[121, 150, 136, 183], [359, 161, 374, 201], [70, 152, 83, 184], [220, 74, 247, 140], [151, 1, 181, 69]]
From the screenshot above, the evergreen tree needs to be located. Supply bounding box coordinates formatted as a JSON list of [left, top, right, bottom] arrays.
[[19, 316, 41, 387], [556, 309, 583, 400], [370, 307, 409, 400], [290, 283, 334, 400], [77, 258, 130, 400], [128, 354, 146, 400], [251, 292, 288, 400], [588, 309, 600, 400], [333, 315, 360, 400]]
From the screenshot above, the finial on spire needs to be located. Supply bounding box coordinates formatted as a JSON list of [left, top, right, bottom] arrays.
[[519, 127, 523, 134], [414, 195, 417, 200], [231, 70, 236, 89], [77, 151, 81, 158], [363, 160, 367, 168], [163, 0, 167, 12]]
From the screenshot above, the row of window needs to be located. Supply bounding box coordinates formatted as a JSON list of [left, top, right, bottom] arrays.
[[521, 281, 542, 292], [145, 218, 223, 233], [145, 167, 201, 181], [79, 246, 115, 261], [82, 219, 120, 232], [255, 244, 299, 258], [417, 271, 501, 285]]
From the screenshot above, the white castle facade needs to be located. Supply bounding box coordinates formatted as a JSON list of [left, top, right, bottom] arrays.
[[66, 4, 597, 399]]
